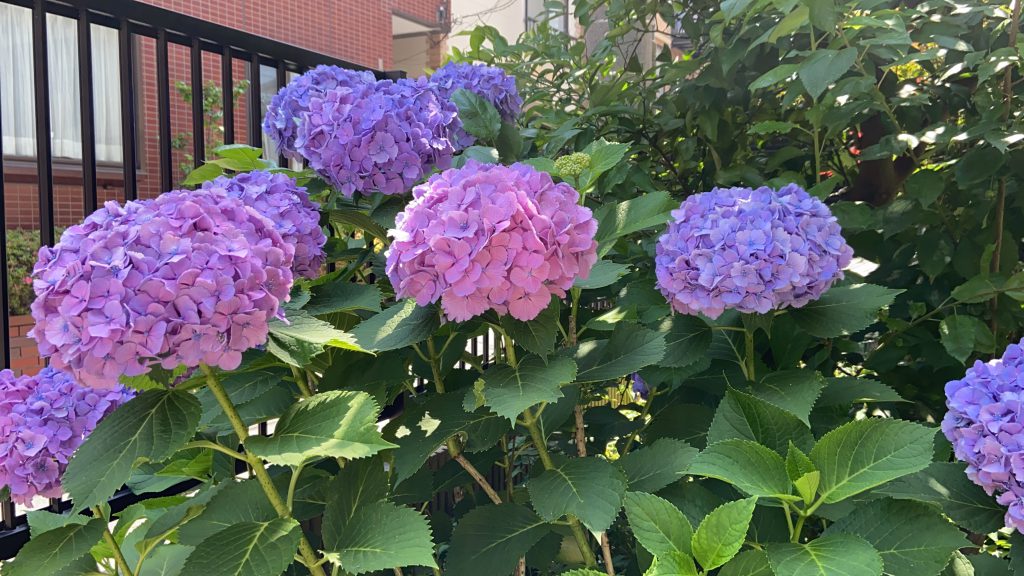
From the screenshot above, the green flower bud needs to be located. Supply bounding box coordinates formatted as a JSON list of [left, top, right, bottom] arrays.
[[554, 152, 592, 178]]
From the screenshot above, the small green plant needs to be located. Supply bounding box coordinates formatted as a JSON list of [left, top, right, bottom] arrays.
[[172, 79, 249, 184]]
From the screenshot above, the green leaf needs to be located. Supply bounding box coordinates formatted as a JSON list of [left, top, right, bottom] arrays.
[[645, 553, 699, 576], [457, 145, 500, 166], [528, 457, 627, 532], [575, 260, 630, 289], [322, 457, 390, 542], [324, 502, 437, 575], [451, 88, 501, 141], [656, 315, 713, 369], [799, 48, 857, 100], [475, 355, 575, 422], [182, 162, 225, 186], [806, 0, 838, 30], [951, 274, 1023, 304], [617, 438, 698, 493], [269, 310, 367, 355], [707, 389, 814, 454], [691, 497, 757, 571], [750, 64, 800, 90], [65, 390, 201, 512], [445, 504, 551, 576], [793, 471, 820, 506], [4, 518, 105, 576], [624, 491, 693, 557], [178, 518, 302, 576], [940, 316, 989, 363], [562, 571, 608, 576], [305, 282, 382, 316], [690, 439, 792, 498], [768, 6, 809, 43], [177, 477, 276, 545], [718, 550, 773, 576], [26, 510, 90, 536], [748, 121, 800, 136], [809, 418, 936, 503], [747, 370, 824, 425], [875, 462, 1004, 534], [575, 323, 666, 383], [501, 297, 560, 356], [767, 534, 883, 576], [246, 391, 396, 466], [351, 299, 440, 352], [786, 443, 817, 482], [817, 378, 905, 406], [522, 157, 557, 175], [595, 190, 675, 247], [955, 146, 1004, 186], [789, 284, 901, 338], [212, 143, 264, 163], [328, 207, 389, 240], [827, 499, 969, 576]]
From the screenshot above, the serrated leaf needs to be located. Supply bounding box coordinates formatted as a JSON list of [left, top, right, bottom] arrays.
[[767, 534, 883, 576], [595, 190, 674, 247], [768, 5, 809, 42], [799, 48, 857, 100], [324, 502, 436, 574], [794, 472, 820, 506], [746, 370, 824, 425], [826, 499, 968, 576], [618, 438, 698, 492], [528, 457, 627, 532], [786, 443, 817, 482], [707, 389, 814, 454], [177, 478, 277, 545], [875, 462, 1004, 534], [692, 497, 757, 571], [750, 64, 800, 90], [501, 297, 560, 356], [269, 310, 367, 354], [585, 139, 630, 175], [690, 440, 792, 498], [178, 518, 301, 576], [26, 510, 90, 537], [748, 121, 800, 135], [790, 284, 901, 338], [351, 299, 439, 352], [4, 518, 105, 576], [575, 323, 666, 383], [575, 260, 630, 289], [719, 550, 773, 576], [445, 504, 550, 576], [305, 282, 382, 316], [940, 316, 984, 363], [65, 390, 201, 512], [246, 391, 396, 466], [645, 552, 699, 576], [451, 88, 501, 140], [809, 418, 936, 503], [624, 491, 693, 557], [817, 378, 905, 406], [476, 355, 575, 422], [322, 456, 390, 543], [657, 315, 713, 369]]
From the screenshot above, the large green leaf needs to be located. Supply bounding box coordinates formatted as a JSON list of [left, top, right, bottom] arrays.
[[645, 553, 699, 576], [177, 478, 277, 545], [656, 315, 713, 369], [305, 282, 382, 316], [939, 316, 992, 363], [799, 48, 857, 100], [445, 504, 551, 576], [707, 389, 814, 454], [65, 389, 201, 512], [324, 502, 437, 575], [575, 323, 666, 383], [809, 418, 936, 503], [595, 190, 675, 247], [617, 438, 698, 493], [351, 299, 439, 352], [268, 310, 367, 355], [501, 297, 561, 356], [178, 518, 302, 576], [826, 499, 968, 576], [789, 284, 901, 338], [690, 439, 792, 498], [475, 355, 576, 422], [624, 491, 693, 557], [246, 391, 396, 467], [691, 497, 757, 571], [747, 370, 824, 425], [4, 518, 105, 576], [528, 457, 627, 532], [817, 378, 905, 406], [875, 462, 1004, 534], [575, 260, 630, 289], [766, 533, 884, 576], [322, 456, 390, 541], [451, 88, 502, 140], [718, 550, 773, 576]]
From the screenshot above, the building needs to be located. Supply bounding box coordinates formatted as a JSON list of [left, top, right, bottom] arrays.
[[447, 0, 574, 53]]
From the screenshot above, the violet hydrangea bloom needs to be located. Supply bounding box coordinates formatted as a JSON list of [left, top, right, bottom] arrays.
[[429, 62, 523, 148], [0, 367, 132, 504], [944, 340, 1024, 531], [654, 184, 853, 319], [29, 189, 294, 388], [202, 170, 326, 278], [385, 160, 598, 322]]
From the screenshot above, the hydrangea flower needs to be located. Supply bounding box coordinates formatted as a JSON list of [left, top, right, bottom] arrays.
[[631, 373, 649, 401], [263, 65, 377, 157], [202, 170, 326, 278], [386, 160, 598, 322], [30, 189, 294, 388], [654, 184, 853, 319], [943, 340, 1024, 531], [430, 62, 522, 148], [0, 367, 132, 504]]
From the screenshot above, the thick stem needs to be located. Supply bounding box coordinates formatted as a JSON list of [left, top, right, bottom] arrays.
[[574, 406, 587, 457], [782, 502, 796, 541], [600, 533, 615, 576], [93, 507, 134, 576], [454, 453, 503, 505], [791, 515, 807, 544], [744, 328, 756, 382], [425, 338, 446, 393], [201, 365, 327, 576]]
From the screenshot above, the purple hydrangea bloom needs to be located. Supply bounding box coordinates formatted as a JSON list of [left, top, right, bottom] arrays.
[[944, 341, 1024, 531], [29, 189, 295, 389], [631, 373, 649, 400], [386, 161, 598, 322], [263, 65, 377, 158], [0, 367, 133, 504], [654, 184, 853, 319], [429, 62, 523, 148], [202, 170, 326, 278]]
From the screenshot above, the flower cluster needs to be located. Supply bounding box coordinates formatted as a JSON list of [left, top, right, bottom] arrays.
[[944, 341, 1024, 531], [386, 161, 598, 322], [654, 184, 853, 319], [263, 64, 377, 158], [30, 189, 294, 388], [429, 62, 523, 147], [202, 170, 326, 278], [0, 368, 132, 504]]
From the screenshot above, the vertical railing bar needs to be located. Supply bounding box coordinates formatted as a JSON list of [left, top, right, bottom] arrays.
[[275, 60, 286, 167], [32, 0, 54, 247], [156, 29, 172, 192], [221, 45, 234, 146], [118, 19, 137, 200], [77, 8, 98, 214], [190, 37, 205, 169], [247, 52, 261, 149]]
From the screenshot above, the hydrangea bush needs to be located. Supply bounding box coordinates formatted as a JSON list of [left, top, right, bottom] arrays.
[[4, 2, 1023, 575]]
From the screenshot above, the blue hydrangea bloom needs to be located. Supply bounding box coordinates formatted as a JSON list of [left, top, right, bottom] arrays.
[[429, 62, 522, 147]]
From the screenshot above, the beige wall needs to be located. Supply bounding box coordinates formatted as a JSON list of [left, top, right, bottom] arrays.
[[449, 0, 527, 54], [393, 34, 433, 77]]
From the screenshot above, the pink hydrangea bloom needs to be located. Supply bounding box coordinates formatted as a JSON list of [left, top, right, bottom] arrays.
[[386, 161, 598, 322]]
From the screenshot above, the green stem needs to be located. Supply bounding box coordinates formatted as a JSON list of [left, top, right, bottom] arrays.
[[782, 501, 795, 541], [93, 507, 134, 576], [620, 387, 656, 456], [200, 365, 327, 576], [290, 366, 315, 398], [503, 331, 518, 368], [182, 440, 246, 461], [287, 462, 305, 512], [791, 514, 807, 543], [425, 338, 446, 393], [744, 328, 756, 382]]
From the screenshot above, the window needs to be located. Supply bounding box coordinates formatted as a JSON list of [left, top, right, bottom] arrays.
[[526, 0, 570, 34], [0, 5, 123, 162]]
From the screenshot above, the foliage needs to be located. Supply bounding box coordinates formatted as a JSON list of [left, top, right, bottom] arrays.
[[172, 79, 249, 184]]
